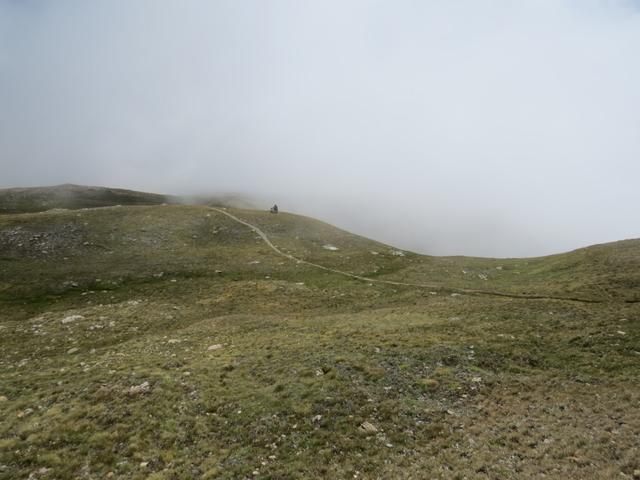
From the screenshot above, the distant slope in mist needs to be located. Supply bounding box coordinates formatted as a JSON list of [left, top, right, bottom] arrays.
[[0, 184, 174, 214]]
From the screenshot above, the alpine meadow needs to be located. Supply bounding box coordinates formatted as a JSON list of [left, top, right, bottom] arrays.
[[1, 1, 640, 479]]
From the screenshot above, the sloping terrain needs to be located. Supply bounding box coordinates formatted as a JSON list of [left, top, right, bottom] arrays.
[[0, 198, 638, 479], [0, 184, 173, 214]]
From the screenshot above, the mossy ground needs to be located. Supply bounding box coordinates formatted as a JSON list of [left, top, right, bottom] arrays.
[[1, 205, 638, 479]]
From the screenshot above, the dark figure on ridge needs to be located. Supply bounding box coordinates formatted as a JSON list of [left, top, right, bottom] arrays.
[[270, 204, 278, 214]]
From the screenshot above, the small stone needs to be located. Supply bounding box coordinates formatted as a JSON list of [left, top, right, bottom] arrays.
[[471, 377, 482, 383], [617, 331, 627, 335], [358, 421, 378, 434], [17, 408, 33, 418], [67, 347, 79, 354], [139, 462, 148, 468], [0, 395, 8, 402], [207, 344, 223, 351], [61, 315, 84, 324], [128, 381, 151, 396], [312, 414, 322, 423], [632, 469, 640, 479]]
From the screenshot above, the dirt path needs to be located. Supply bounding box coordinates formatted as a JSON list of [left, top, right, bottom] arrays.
[[210, 207, 602, 304]]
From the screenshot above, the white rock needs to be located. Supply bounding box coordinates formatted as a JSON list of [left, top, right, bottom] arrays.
[[322, 244, 339, 251], [207, 344, 223, 351], [61, 315, 84, 324], [359, 421, 378, 434], [128, 381, 151, 395]]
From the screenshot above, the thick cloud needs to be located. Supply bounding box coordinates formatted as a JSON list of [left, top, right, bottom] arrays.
[[1, 0, 639, 256]]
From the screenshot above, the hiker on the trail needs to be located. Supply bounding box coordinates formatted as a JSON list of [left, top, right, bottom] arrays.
[[270, 204, 278, 214]]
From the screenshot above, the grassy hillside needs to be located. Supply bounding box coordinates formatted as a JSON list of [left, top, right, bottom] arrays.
[[0, 203, 638, 479], [0, 184, 173, 214]]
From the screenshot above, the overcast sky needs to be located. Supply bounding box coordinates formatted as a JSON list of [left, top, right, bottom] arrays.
[[1, 0, 639, 257]]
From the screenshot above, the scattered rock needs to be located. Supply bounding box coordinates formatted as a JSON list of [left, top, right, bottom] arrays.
[[359, 421, 378, 434], [322, 244, 339, 251], [167, 339, 180, 344], [0, 395, 7, 402], [450, 293, 461, 297], [127, 381, 151, 396], [61, 315, 84, 324], [390, 250, 405, 256], [312, 414, 323, 423], [471, 377, 482, 383], [617, 331, 627, 335], [17, 408, 33, 418], [207, 344, 223, 351], [139, 462, 148, 468], [67, 347, 79, 354]]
